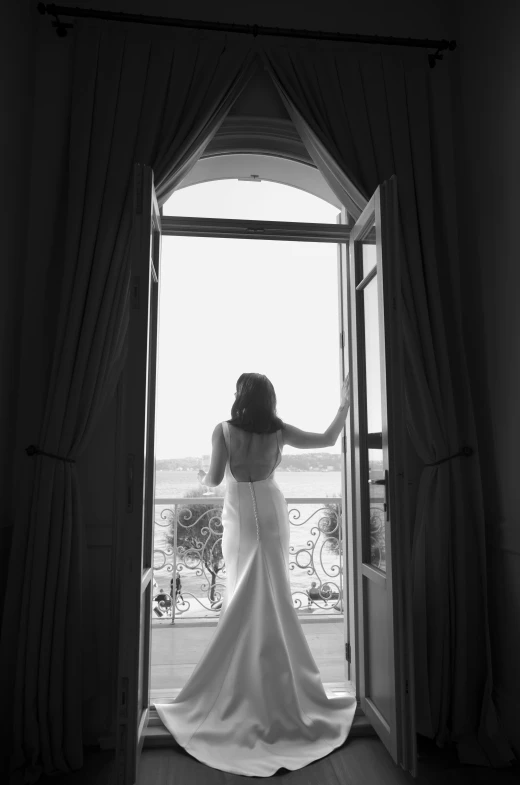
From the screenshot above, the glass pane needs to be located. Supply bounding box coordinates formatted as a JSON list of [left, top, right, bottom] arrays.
[[155, 236, 341, 499], [362, 274, 386, 572], [162, 180, 340, 223]]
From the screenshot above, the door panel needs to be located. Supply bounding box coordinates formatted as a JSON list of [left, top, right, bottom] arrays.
[[347, 177, 416, 774], [115, 164, 161, 785], [336, 211, 355, 689]]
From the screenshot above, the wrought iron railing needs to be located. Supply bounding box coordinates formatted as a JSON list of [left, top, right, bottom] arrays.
[[152, 496, 345, 622]]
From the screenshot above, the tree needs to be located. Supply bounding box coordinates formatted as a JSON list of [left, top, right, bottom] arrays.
[[165, 487, 226, 606], [322, 496, 342, 553]]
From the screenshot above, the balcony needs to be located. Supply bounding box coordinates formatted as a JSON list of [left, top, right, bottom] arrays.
[[151, 496, 354, 702]]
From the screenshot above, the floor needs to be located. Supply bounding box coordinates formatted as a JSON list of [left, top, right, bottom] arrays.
[[151, 616, 348, 701], [36, 735, 519, 785]]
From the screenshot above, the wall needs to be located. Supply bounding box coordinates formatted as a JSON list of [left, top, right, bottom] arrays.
[[227, 64, 290, 120], [453, 0, 520, 756], [53, 0, 455, 39]]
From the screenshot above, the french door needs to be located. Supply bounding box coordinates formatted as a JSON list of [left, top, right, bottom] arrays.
[[115, 164, 162, 785], [114, 166, 416, 781], [341, 176, 416, 775]]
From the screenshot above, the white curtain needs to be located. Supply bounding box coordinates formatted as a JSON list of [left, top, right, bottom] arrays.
[[260, 40, 514, 766]]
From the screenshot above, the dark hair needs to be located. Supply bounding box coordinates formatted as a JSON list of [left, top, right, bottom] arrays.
[[228, 373, 284, 434]]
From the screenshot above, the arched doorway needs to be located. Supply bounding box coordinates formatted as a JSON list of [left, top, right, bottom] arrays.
[[119, 116, 412, 777], [150, 158, 355, 712]]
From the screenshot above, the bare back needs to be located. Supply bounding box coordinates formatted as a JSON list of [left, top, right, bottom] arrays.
[[223, 422, 282, 482]]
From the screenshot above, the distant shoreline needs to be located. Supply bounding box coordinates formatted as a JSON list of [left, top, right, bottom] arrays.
[[157, 452, 344, 472], [156, 452, 383, 473], [156, 467, 341, 472]]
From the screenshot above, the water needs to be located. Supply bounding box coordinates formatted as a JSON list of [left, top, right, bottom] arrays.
[[153, 471, 344, 618], [155, 469, 343, 499]]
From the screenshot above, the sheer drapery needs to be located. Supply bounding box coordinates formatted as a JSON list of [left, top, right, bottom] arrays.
[[0, 21, 257, 782], [261, 42, 513, 765]]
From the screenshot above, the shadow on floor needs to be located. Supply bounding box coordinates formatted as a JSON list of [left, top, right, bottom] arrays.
[[34, 735, 519, 785]]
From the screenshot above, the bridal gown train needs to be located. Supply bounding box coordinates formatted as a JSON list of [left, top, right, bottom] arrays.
[[154, 421, 357, 777]]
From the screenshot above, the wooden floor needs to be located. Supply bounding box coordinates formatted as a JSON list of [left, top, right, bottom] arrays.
[[37, 736, 519, 785], [134, 618, 520, 782], [31, 616, 519, 784], [35, 618, 519, 783]]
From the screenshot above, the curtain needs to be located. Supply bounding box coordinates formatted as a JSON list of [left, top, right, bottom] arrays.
[[0, 20, 258, 783], [261, 41, 514, 766], [3, 20, 514, 784]]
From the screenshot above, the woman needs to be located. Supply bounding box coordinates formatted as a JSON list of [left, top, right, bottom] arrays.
[[154, 372, 354, 777]]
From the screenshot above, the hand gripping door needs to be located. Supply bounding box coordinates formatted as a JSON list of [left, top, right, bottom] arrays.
[[115, 164, 162, 785], [346, 177, 416, 775]]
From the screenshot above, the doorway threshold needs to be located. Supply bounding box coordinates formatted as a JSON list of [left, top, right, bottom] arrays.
[[150, 681, 355, 708], [144, 706, 374, 748]]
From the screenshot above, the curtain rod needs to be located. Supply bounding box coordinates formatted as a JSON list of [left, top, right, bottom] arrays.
[[37, 3, 456, 68]]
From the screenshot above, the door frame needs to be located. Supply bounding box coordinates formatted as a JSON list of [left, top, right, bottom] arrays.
[[131, 205, 412, 755], [115, 164, 162, 784], [147, 213, 356, 722]]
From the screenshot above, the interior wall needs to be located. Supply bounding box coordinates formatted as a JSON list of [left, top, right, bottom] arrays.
[[452, 0, 520, 757], [227, 65, 290, 120], [55, 0, 455, 39]]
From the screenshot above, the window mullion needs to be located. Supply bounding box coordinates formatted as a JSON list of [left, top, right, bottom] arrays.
[[161, 215, 351, 244]]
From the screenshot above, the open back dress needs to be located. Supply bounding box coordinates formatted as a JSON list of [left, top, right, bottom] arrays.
[[154, 421, 357, 776]]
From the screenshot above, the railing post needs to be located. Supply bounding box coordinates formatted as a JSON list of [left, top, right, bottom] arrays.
[[171, 504, 177, 625], [339, 499, 344, 613]]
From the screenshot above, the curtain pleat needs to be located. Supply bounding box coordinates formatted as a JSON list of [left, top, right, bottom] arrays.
[[1, 21, 259, 782], [261, 43, 513, 765]]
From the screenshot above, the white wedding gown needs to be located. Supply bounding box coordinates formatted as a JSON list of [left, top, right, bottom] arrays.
[[154, 421, 357, 777]]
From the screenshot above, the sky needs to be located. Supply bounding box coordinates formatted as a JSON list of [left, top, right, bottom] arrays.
[[155, 178, 349, 459]]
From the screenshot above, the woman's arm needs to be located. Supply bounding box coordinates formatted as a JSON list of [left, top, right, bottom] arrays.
[[197, 423, 228, 488], [283, 374, 350, 450]]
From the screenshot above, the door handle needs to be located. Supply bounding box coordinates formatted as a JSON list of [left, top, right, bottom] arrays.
[[368, 470, 389, 519], [367, 432, 383, 450]]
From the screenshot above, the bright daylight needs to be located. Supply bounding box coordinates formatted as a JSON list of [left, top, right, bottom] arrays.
[[155, 179, 342, 463], [150, 177, 355, 703]]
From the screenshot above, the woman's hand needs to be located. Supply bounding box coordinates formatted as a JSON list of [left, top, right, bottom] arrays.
[[197, 469, 206, 483], [340, 373, 351, 409]]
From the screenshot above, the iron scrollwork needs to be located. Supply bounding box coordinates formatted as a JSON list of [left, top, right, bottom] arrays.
[[287, 503, 343, 612], [153, 497, 344, 620]]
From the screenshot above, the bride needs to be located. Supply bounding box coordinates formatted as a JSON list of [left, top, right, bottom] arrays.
[[154, 372, 355, 777]]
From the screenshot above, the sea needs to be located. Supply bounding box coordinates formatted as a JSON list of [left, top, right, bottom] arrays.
[[153, 470, 345, 619], [155, 469, 343, 499]]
